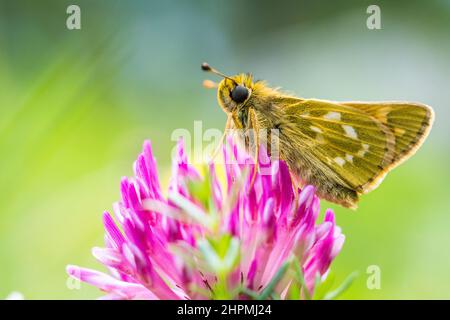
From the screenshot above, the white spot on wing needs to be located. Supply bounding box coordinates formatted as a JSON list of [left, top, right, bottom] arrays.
[[345, 154, 354, 163], [316, 134, 325, 143], [334, 157, 345, 166], [343, 125, 358, 139], [310, 126, 322, 133], [357, 144, 370, 157], [324, 112, 341, 121]]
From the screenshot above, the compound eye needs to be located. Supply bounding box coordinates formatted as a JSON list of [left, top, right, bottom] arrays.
[[230, 85, 249, 103]]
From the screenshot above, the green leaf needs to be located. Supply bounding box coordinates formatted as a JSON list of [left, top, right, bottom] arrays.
[[222, 237, 240, 271], [312, 272, 335, 300], [187, 165, 211, 210], [241, 287, 260, 300], [258, 258, 292, 300], [323, 272, 359, 300], [209, 234, 233, 259], [288, 281, 301, 300], [312, 273, 322, 299], [292, 259, 311, 300], [198, 235, 240, 276], [197, 239, 224, 273]]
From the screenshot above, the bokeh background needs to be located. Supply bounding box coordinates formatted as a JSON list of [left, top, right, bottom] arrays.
[[1, 0, 449, 299]]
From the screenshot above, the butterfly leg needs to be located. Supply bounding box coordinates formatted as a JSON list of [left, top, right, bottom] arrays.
[[248, 108, 260, 188], [210, 116, 232, 161], [231, 112, 243, 130], [290, 171, 303, 212]]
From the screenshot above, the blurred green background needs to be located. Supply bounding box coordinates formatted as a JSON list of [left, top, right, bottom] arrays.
[[1, 0, 449, 299]]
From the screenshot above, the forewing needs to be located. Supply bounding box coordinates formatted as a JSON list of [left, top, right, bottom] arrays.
[[282, 99, 396, 193], [341, 101, 434, 168]]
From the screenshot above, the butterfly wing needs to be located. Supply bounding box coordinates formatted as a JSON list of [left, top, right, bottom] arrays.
[[340, 101, 434, 168], [277, 98, 432, 208]]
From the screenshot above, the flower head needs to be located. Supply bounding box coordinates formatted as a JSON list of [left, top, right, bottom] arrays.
[[67, 138, 344, 299]]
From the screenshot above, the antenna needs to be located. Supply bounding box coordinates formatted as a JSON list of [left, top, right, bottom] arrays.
[[201, 62, 237, 84]]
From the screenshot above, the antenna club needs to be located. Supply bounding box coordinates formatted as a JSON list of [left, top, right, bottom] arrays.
[[200, 63, 235, 83], [201, 62, 211, 72]]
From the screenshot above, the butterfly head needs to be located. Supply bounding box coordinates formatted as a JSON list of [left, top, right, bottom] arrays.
[[202, 62, 253, 113]]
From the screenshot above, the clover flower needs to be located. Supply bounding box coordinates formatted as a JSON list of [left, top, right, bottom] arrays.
[[67, 138, 345, 299]]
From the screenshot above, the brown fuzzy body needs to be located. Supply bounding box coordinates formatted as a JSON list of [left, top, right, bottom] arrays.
[[214, 73, 434, 209]]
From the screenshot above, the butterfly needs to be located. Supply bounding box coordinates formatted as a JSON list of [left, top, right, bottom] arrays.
[[202, 63, 434, 208]]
